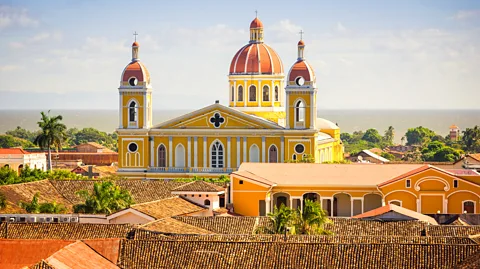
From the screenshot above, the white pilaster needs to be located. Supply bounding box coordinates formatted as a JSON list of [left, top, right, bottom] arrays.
[[266, 196, 271, 214], [233, 81, 236, 106], [261, 137, 266, 163], [416, 199, 420, 213], [258, 80, 261, 106], [244, 80, 247, 107], [285, 92, 290, 129], [243, 137, 247, 162], [236, 137, 241, 168], [271, 80, 274, 106], [168, 136, 173, 167], [203, 136, 207, 168], [194, 137, 198, 167], [150, 137, 154, 167], [310, 91, 314, 129], [331, 198, 334, 217], [350, 199, 354, 217], [187, 137, 191, 168], [280, 137, 284, 163], [143, 92, 147, 129], [227, 137, 231, 168], [119, 93, 123, 128]]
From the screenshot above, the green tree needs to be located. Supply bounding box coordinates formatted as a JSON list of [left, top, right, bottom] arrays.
[[340, 133, 353, 143], [405, 126, 436, 146], [462, 126, 480, 153], [380, 152, 395, 161], [34, 111, 67, 170], [362, 129, 382, 144], [0, 135, 34, 148], [294, 199, 331, 235], [74, 181, 133, 214], [0, 192, 6, 210], [421, 141, 462, 162], [255, 203, 296, 234], [383, 126, 395, 146], [6, 126, 40, 143], [19, 193, 67, 213], [0, 166, 19, 185], [19, 193, 41, 213]]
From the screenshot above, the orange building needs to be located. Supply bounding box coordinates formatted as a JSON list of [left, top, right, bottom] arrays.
[[230, 163, 480, 216]]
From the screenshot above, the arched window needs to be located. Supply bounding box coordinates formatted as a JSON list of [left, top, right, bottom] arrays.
[[389, 200, 402, 207], [262, 85, 269, 101], [204, 199, 211, 206], [463, 201, 475, 214], [249, 144, 260, 162], [237, 85, 244, 102], [249, 85, 256, 101], [268, 145, 278, 163], [175, 144, 185, 168], [231, 86, 234, 102], [18, 164, 23, 175], [158, 145, 166, 167], [211, 140, 224, 168], [274, 86, 279, 101], [129, 101, 137, 122], [295, 100, 305, 122]]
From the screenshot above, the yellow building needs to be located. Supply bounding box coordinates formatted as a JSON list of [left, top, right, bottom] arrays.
[[231, 163, 480, 216], [117, 17, 343, 179]]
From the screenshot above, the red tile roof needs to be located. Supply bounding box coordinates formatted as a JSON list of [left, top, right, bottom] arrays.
[[353, 204, 438, 225], [229, 43, 283, 75], [83, 239, 121, 265], [0, 148, 30, 155], [44, 241, 119, 269]]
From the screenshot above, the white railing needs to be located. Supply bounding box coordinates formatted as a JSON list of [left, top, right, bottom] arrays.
[[149, 167, 236, 174]]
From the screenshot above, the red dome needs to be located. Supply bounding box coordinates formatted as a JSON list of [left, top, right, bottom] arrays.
[[229, 43, 283, 75], [132, 41, 139, 47], [250, 17, 263, 29], [297, 40, 305, 46], [121, 61, 150, 84], [288, 60, 315, 82]]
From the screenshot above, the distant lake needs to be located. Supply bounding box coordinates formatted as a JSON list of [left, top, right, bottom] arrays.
[[0, 109, 478, 144]]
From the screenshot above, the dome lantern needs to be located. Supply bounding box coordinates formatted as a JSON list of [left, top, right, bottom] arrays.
[[249, 13, 264, 44], [132, 31, 139, 61]]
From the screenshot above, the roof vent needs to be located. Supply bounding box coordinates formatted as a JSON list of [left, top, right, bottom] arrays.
[[215, 100, 219, 104]]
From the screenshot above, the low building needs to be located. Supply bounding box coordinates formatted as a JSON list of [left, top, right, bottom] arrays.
[[74, 142, 115, 153], [0, 148, 47, 174], [349, 149, 390, 163], [230, 163, 480, 216]]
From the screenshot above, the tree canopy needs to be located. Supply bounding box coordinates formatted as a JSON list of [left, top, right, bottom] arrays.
[[73, 181, 133, 214], [462, 126, 480, 153], [34, 111, 67, 170], [405, 126, 436, 146], [0, 165, 85, 185], [19, 192, 67, 214]]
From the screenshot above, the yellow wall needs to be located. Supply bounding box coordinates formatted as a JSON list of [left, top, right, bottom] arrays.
[[122, 93, 145, 128]]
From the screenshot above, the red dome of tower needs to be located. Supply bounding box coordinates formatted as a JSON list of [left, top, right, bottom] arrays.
[[250, 17, 263, 29]]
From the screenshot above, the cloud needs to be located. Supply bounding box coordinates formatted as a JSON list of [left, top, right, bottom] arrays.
[[451, 10, 480, 20], [0, 65, 23, 71], [336, 22, 347, 32], [9, 42, 25, 49], [0, 5, 39, 30]]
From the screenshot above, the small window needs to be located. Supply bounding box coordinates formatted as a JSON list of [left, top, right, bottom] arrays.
[[249, 85, 257, 101], [239, 180, 244, 185], [206, 194, 209, 197], [406, 179, 411, 188], [295, 76, 305, 86], [390, 200, 401, 206], [128, 143, 138, 152], [463, 201, 475, 214], [274, 86, 279, 101], [129, 101, 137, 122], [292, 154, 297, 161], [204, 199, 211, 206], [262, 85, 269, 101], [295, 144, 305, 154], [199, 194, 202, 197], [454, 180, 458, 188], [231, 86, 234, 102], [191, 195, 194, 197], [184, 194, 187, 197], [295, 100, 305, 123], [128, 77, 138, 86], [238, 85, 244, 102]]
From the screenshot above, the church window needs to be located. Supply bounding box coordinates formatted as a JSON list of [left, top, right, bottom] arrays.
[[175, 144, 185, 168], [269, 145, 278, 163], [292, 154, 297, 161], [295, 76, 305, 86], [211, 140, 224, 168], [262, 85, 269, 101], [238, 85, 244, 101], [274, 86, 279, 101], [158, 145, 166, 167], [406, 179, 411, 188], [231, 86, 234, 102], [128, 77, 138, 86], [295, 100, 305, 122], [454, 180, 458, 188], [295, 144, 305, 154], [249, 144, 260, 162], [128, 143, 138, 152], [463, 201, 475, 214], [129, 101, 137, 122], [249, 85, 257, 101]]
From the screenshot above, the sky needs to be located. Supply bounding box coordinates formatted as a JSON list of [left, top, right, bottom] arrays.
[[0, 0, 479, 110]]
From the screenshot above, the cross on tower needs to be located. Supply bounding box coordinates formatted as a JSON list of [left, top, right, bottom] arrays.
[[209, 113, 225, 128], [299, 30, 304, 40], [255, 10, 258, 18], [133, 31, 138, 42]]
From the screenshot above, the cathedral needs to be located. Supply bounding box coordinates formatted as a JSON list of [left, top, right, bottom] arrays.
[[117, 16, 344, 179]]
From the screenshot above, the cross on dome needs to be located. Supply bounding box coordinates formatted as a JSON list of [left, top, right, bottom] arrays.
[[299, 30, 304, 40], [133, 31, 138, 42], [255, 10, 258, 18]]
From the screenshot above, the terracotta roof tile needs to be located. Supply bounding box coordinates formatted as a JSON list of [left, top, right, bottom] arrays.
[[426, 226, 480, 237], [30, 260, 54, 269], [172, 181, 225, 193], [468, 153, 480, 162], [130, 197, 206, 219], [0, 148, 30, 155], [3, 223, 133, 239], [82, 238, 121, 264], [353, 204, 438, 225], [137, 218, 215, 235]]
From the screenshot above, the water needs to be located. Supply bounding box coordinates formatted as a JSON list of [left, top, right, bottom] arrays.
[[0, 109, 478, 144]]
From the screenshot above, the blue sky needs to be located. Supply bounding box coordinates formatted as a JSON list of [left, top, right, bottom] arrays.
[[0, 0, 479, 110]]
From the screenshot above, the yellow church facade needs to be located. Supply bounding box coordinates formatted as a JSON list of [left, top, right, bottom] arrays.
[[116, 17, 343, 179]]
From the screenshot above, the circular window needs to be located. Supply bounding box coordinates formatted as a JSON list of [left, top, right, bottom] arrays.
[[128, 77, 138, 86], [128, 143, 138, 152], [295, 76, 305, 86], [295, 144, 305, 154]]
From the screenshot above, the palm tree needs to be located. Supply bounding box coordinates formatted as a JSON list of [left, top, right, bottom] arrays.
[[74, 181, 133, 214], [255, 203, 296, 234], [34, 111, 67, 170], [295, 199, 332, 235]]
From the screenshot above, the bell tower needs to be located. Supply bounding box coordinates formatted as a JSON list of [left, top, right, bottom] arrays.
[[285, 34, 317, 130], [118, 34, 152, 129]]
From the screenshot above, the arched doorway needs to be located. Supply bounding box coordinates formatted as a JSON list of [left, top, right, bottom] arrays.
[[268, 145, 278, 163], [158, 145, 166, 167], [175, 144, 185, 168], [364, 193, 383, 212], [273, 193, 290, 208], [333, 193, 351, 217], [463, 201, 475, 214]]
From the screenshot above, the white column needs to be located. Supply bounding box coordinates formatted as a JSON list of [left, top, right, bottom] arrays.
[[289, 197, 293, 209], [227, 137, 231, 168], [233, 81, 237, 106], [261, 137, 266, 163], [330, 198, 334, 217], [194, 137, 198, 167], [119, 93, 123, 128], [187, 137, 191, 168], [143, 92, 147, 129], [258, 80, 261, 106], [350, 199, 354, 217], [444, 199, 448, 214], [266, 196, 271, 214], [285, 92, 290, 129], [361, 198, 364, 213], [271, 80, 274, 106], [280, 137, 285, 163], [168, 136, 173, 167], [416, 199, 421, 213], [236, 137, 241, 168], [244, 80, 247, 107], [203, 136, 207, 168], [150, 137, 154, 167], [310, 91, 314, 129], [243, 137, 247, 162]]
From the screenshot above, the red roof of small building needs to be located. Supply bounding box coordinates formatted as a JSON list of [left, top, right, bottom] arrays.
[[0, 148, 30, 155], [250, 17, 263, 28]]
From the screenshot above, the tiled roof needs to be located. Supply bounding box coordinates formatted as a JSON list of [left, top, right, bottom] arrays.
[[426, 226, 480, 237], [50, 179, 186, 204], [468, 153, 480, 162], [30, 260, 54, 269], [454, 250, 480, 269], [117, 240, 480, 269], [137, 218, 215, 235], [2, 223, 134, 239], [76, 142, 105, 149], [172, 181, 225, 193], [173, 216, 271, 234], [0, 148, 30, 155], [83, 239, 121, 265], [0, 180, 73, 214], [130, 197, 206, 219], [353, 204, 438, 225]]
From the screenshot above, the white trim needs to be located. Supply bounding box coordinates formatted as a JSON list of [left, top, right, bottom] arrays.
[[168, 137, 173, 167], [106, 208, 155, 222], [384, 189, 418, 199], [187, 137, 192, 168], [126, 98, 139, 129], [446, 190, 480, 199], [236, 137, 241, 168], [232, 44, 249, 73], [227, 137, 231, 168], [127, 142, 139, 153], [414, 176, 450, 191], [293, 97, 306, 129], [174, 143, 185, 168], [462, 200, 476, 214], [143, 92, 147, 128], [261, 137, 266, 163], [203, 137, 207, 168], [119, 93, 123, 128], [294, 143, 305, 154], [249, 144, 260, 163], [150, 138, 154, 167], [243, 45, 253, 73], [194, 137, 198, 167], [243, 137, 247, 163]]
